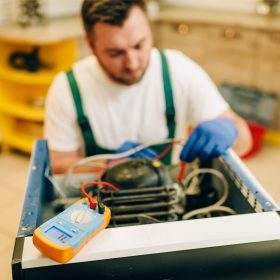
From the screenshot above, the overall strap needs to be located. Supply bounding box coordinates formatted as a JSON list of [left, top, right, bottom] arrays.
[[159, 50, 176, 139], [153, 50, 176, 165], [66, 70, 113, 156]]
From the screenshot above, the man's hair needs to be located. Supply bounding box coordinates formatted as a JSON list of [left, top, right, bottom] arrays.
[[81, 0, 147, 36]]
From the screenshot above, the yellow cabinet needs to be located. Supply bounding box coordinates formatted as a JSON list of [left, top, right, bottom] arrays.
[[0, 17, 81, 152]]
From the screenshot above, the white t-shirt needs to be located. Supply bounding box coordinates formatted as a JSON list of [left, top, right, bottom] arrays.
[[44, 48, 229, 160]]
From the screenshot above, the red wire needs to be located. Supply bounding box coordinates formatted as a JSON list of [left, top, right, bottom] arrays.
[[81, 181, 120, 209], [154, 142, 175, 161], [97, 166, 108, 181], [99, 140, 180, 179], [178, 161, 187, 183]]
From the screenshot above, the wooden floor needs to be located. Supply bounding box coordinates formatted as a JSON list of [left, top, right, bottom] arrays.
[[0, 151, 30, 280], [1, 144, 280, 280]]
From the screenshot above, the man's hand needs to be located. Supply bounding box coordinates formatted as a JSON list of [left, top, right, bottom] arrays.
[[180, 118, 238, 162], [116, 141, 158, 159]]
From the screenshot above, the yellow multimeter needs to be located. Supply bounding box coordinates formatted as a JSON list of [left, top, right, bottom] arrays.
[[33, 197, 111, 264]]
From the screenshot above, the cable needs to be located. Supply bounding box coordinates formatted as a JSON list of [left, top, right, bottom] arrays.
[[182, 205, 236, 220], [97, 141, 178, 181], [61, 161, 109, 191], [182, 168, 235, 220], [81, 181, 119, 209], [44, 165, 67, 198], [69, 138, 183, 172], [62, 138, 184, 189], [154, 142, 175, 161], [178, 161, 187, 183]]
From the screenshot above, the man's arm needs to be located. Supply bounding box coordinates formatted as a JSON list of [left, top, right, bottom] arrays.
[[220, 108, 253, 157], [49, 149, 105, 174], [49, 149, 83, 174]]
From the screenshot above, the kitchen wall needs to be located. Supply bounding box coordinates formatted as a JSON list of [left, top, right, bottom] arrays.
[[43, 0, 83, 18], [0, 0, 14, 24], [2, 0, 270, 26], [162, 0, 262, 14], [1, 0, 83, 24], [4, 0, 279, 25]]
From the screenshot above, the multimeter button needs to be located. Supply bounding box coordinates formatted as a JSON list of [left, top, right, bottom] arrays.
[[58, 221, 63, 225], [71, 228, 78, 233]]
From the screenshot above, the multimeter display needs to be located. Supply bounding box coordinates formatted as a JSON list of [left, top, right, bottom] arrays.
[[46, 226, 72, 243], [33, 197, 111, 263]]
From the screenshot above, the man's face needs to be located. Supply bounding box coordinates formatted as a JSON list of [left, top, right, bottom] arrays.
[[89, 6, 153, 85]]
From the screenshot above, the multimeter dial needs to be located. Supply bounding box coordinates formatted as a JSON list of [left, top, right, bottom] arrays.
[[70, 208, 93, 224]]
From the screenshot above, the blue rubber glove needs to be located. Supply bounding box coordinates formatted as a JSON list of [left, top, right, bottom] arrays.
[[116, 141, 158, 159], [180, 118, 237, 162]]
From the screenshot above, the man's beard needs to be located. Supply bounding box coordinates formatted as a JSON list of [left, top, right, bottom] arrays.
[[97, 59, 148, 86], [109, 70, 146, 85]]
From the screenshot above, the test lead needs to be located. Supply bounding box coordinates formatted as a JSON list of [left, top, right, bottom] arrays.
[[97, 189, 105, 214]]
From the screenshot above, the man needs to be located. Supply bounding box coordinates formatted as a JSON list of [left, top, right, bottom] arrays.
[[44, 0, 252, 174]]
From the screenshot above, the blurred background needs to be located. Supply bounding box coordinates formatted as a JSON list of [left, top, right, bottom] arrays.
[[0, 1, 280, 279]]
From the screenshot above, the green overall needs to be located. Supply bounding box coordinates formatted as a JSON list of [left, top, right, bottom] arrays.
[[66, 50, 176, 164]]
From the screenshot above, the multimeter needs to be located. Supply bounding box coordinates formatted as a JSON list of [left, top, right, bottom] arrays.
[[33, 197, 111, 263]]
